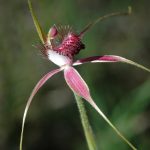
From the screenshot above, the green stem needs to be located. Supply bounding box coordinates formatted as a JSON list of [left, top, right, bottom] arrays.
[[74, 94, 97, 150]]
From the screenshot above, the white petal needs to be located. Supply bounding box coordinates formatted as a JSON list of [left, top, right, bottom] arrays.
[[47, 50, 72, 66]]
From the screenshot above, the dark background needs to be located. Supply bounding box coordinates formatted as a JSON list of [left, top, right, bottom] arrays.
[[0, 0, 150, 149]]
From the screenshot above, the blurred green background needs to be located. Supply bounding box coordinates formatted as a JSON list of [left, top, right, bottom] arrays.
[[0, 0, 150, 150]]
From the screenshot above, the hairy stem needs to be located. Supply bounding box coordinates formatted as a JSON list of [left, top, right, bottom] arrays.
[[74, 94, 97, 150]]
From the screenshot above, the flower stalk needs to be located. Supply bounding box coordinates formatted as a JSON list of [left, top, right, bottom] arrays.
[[74, 94, 97, 150]]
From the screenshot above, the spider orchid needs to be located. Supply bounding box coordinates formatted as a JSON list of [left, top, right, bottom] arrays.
[[20, 1, 150, 150]]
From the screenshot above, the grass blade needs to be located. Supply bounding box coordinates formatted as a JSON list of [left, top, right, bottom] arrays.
[[28, 0, 46, 44]]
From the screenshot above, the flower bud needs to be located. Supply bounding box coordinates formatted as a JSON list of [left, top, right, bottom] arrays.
[[48, 26, 58, 39]]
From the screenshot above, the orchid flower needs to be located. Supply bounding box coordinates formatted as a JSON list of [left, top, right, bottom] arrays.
[[20, 1, 150, 150]]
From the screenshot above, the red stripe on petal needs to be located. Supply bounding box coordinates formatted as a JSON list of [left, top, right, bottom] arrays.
[[97, 55, 123, 61], [64, 66, 91, 101]]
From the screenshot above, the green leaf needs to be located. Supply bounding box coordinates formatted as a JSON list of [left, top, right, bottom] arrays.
[[28, 0, 45, 44]]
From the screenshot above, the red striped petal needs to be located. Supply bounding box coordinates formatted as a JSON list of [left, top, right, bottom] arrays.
[[73, 55, 123, 65], [64, 66, 91, 101], [20, 68, 62, 150], [73, 55, 150, 73], [64, 66, 137, 149]]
